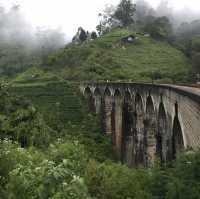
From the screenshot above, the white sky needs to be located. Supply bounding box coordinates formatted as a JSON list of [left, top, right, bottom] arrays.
[[1, 0, 200, 38]]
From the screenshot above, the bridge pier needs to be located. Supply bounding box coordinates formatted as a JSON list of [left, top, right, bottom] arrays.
[[134, 94, 145, 167], [114, 97, 123, 159], [94, 95, 102, 114], [144, 96, 157, 167], [122, 92, 135, 167], [103, 93, 113, 135]]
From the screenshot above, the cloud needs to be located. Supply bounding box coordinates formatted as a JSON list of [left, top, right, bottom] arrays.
[[0, 0, 200, 38]]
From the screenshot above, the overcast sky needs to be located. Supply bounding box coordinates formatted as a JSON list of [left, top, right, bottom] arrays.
[[1, 0, 200, 37]]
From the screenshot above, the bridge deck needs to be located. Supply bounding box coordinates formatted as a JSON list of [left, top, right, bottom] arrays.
[[169, 85, 200, 97], [83, 82, 200, 103]]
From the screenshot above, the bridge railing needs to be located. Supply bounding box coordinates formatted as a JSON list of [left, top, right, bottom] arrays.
[[81, 81, 200, 104]]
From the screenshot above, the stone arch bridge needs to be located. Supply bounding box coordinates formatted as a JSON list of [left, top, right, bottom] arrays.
[[80, 82, 200, 167]]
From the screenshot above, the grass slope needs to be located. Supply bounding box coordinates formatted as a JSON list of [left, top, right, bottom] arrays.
[[13, 29, 191, 83], [10, 81, 83, 130]]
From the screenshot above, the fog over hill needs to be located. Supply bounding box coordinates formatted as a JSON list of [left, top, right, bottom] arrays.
[[0, 4, 67, 75], [0, 0, 200, 42], [135, 0, 200, 29], [1, 0, 200, 38], [0, 0, 199, 76]]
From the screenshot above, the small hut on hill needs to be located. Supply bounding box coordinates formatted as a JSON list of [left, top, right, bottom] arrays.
[[121, 35, 136, 44]]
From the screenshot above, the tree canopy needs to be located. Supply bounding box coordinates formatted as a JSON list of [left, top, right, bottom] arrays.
[[113, 0, 136, 27]]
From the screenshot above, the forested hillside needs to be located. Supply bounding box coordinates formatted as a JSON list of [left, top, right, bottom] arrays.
[[0, 0, 200, 198], [11, 28, 192, 84]]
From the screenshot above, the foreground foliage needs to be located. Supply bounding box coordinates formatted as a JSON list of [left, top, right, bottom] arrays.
[[1, 140, 200, 199], [0, 84, 200, 199], [0, 84, 52, 148]]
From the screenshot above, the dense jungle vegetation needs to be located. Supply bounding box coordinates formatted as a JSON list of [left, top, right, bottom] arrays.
[[0, 0, 200, 198]]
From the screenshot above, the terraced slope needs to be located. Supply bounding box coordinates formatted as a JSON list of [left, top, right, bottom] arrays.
[[10, 81, 83, 129]]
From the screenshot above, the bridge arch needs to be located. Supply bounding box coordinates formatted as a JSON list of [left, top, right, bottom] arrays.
[[94, 87, 101, 96], [81, 82, 200, 167], [84, 87, 94, 111], [135, 93, 144, 113], [84, 86, 92, 96], [104, 87, 112, 97], [172, 103, 184, 159], [122, 90, 135, 166], [157, 101, 171, 162], [146, 95, 155, 114], [114, 89, 122, 98]]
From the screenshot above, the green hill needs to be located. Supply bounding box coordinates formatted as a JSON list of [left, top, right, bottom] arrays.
[[10, 81, 84, 130], [13, 29, 191, 83]]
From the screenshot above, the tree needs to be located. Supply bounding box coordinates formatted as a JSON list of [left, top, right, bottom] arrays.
[[79, 27, 87, 42], [91, 31, 97, 40], [144, 16, 172, 40], [72, 27, 88, 44], [113, 0, 136, 27], [96, 4, 117, 35]]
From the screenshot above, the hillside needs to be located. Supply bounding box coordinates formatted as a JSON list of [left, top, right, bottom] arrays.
[[1, 29, 200, 199], [13, 29, 191, 84], [9, 82, 83, 130]]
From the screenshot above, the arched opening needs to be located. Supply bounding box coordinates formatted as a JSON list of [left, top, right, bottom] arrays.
[[114, 89, 121, 98], [94, 88, 101, 96], [135, 93, 145, 166], [172, 103, 184, 159], [104, 87, 111, 97], [122, 91, 134, 166], [157, 102, 169, 163], [144, 96, 156, 167], [84, 87, 92, 96], [84, 87, 95, 112], [124, 90, 131, 101]]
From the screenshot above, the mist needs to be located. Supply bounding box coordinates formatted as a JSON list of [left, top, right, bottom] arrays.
[[0, 4, 67, 75], [135, 0, 200, 28], [0, 0, 200, 76]]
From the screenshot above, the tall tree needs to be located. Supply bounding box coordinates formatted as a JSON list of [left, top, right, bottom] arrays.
[[113, 0, 136, 27], [91, 31, 97, 40], [96, 4, 117, 35], [144, 16, 172, 40], [79, 27, 87, 42]]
